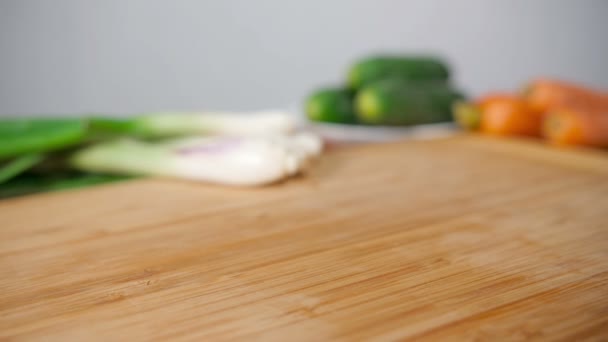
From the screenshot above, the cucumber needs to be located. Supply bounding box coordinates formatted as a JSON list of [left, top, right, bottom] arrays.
[[428, 84, 466, 121], [306, 87, 358, 124], [348, 56, 450, 89], [355, 79, 463, 125]]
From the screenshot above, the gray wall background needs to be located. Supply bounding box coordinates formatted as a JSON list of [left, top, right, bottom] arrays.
[[0, 0, 607, 116]]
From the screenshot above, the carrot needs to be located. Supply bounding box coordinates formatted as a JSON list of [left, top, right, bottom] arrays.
[[477, 93, 515, 111], [480, 95, 541, 136], [452, 93, 514, 131], [524, 79, 608, 115], [543, 107, 608, 147]]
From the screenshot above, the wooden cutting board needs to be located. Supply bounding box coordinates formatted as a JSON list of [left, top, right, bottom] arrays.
[[1, 135, 607, 341]]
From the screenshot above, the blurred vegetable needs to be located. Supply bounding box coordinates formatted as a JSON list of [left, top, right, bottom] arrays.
[[543, 108, 608, 147], [453, 93, 514, 131], [0, 111, 319, 198], [477, 93, 518, 111], [305, 53, 464, 127], [306, 88, 357, 124], [71, 133, 322, 186], [430, 85, 466, 120], [452, 101, 481, 131], [0, 172, 131, 199], [0, 118, 87, 159], [90, 111, 295, 138], [479, 96, 541, 136], [0, 154, 43, 184], [355, 79, 462, 125], [524, 79, 608, 114], [348, 56, 450, 89]]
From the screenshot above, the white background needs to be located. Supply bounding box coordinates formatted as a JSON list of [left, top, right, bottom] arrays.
[[1, 0, 607, 115]]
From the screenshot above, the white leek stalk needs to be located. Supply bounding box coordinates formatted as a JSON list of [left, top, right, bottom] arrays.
[[70, 133, 322, 186]]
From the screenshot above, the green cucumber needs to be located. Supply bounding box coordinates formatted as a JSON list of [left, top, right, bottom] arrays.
[[427, 84, 466, 121], [348, 55, 450, 89], [305, 87, 357, 124], [355, 79, 464, 125]]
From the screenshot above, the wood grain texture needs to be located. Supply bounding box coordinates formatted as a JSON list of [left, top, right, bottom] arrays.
[[1, 135, 607, 341]]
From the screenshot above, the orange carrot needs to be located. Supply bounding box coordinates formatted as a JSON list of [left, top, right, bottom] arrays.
[[477, 93, 515, 111], [524, 79, 608, 115], [453, 93, 515, 131], [543, 107, 608, 147], [480, 95, 541, 136]]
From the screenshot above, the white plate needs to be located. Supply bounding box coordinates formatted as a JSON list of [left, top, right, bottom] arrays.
[[286, 104, 459, 143], [304, 120, 458, 143]]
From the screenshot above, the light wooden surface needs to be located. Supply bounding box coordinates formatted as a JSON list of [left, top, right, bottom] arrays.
[[1, 135, 608, 341]]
